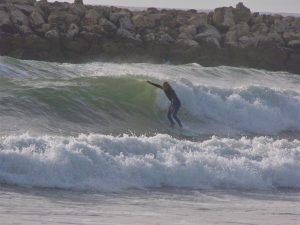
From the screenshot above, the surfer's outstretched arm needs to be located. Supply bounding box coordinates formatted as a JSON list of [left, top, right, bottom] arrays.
[[147, 81, 163, 89]]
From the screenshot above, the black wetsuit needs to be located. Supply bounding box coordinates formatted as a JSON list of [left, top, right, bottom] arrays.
[[148, 82, 182, 127]]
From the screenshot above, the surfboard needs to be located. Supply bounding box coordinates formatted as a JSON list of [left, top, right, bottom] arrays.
[[167, 126, 197, 138]]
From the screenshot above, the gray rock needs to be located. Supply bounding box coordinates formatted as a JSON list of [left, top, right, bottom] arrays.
[[30, 9, 45, 27], [143, 32, 155, 42], [251, 23, 269, 34], [132, 14, 158, 29], [0, 10, 13, 32], [14, 4, 34, 16], [109, 11, 131, 24], [283, 31, 300, 42], [10, 8, 29, 26], [213, 7, 235, 28], [34, 0, 49, 15], [288, 39, 300, 48], [195, 25, 221, 47], [99, 18, 117, 33], [18, 24, 33, 34], [188, 13, 208, 27], [225, 22, 250, 45], [179, 25, 197, 38], [196, 25, 221, 41], [35, 23, 50, 33], [156, 32, 174, 44], [45, 29, 59, 39], [119, 16, 134, 31], [176, 38, 199, 47], [273, 18, 290, 33], [74, 0, 83, 4], [233, 2, 251, 23], [117, 28, 138, 41], [83, 9, 99, 25], [238, 35, 259, 47], [48, 11, 80, 25], [71, 3, 86, 17], [10, 0, 36, 5], [67, 23, 79, 39]]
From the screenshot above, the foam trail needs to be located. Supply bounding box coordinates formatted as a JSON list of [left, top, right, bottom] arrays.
[[0, 134, 299, 191]]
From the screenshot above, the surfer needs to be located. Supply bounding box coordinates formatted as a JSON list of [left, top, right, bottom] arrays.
[[147, 81, 183, 128]]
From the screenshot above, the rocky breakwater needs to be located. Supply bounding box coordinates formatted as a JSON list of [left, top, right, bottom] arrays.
[[0, 0, 300, 74]]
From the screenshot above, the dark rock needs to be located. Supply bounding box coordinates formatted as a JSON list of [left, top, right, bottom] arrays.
[[30, 8, 45, 27], [14, 4, 34, 16], [213, 7, 235, 29], [0, 10, 14, 33], [233, 2, 251, 23], [74, 0, 83, 5], [45, 29, 59, 40], [10, 8, 29, 26], [48, 11, 80, 26], [10, 0, 36, 5], [83, 9, 100, 25], [99, 18, 117, 33]]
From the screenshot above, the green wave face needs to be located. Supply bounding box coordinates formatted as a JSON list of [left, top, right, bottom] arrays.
[[0, 76, 162, 135]]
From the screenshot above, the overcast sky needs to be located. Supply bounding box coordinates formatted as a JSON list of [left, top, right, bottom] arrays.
[[48, 0, 300, 14]]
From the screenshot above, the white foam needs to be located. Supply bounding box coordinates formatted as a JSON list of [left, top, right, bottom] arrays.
[[0, 134, 299, 191], [159, 84, 300, 135]]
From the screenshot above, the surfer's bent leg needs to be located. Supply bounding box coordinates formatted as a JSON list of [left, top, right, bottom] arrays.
[[172, 102, 183, 128], [167, 105, 175, 126]]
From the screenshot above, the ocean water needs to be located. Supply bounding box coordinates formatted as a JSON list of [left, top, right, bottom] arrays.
[[0, 56, 299, 224]]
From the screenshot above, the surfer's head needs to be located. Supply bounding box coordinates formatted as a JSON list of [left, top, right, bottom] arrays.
[[163, 82, 171, 90]]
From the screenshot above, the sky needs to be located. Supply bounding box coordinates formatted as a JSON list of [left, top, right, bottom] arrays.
[[48, 0, 300, 14]]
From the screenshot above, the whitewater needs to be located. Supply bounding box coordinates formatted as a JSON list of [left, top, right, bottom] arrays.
[[0, 56, 299, 225]]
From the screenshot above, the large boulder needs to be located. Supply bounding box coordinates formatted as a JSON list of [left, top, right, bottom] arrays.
[[156, 32, 174, 44], [67, 23, 79, 39], [18, 24, 33, 34], [195, 25, 221, 47], [10, 8, 29, 26], [45, 29, 59, 40], [83, 9, 100, 25], [48, 11, 80, 26], [178, 24, 197, 39], [109, 10, 131, 24], [175, 38, 199, 47], [71, 3, 86, 17], [225, 22, 250, 46], [14, 4, 34, 16], [251, 23, 269, 35], [34, 0, 49, 15], [188, 13, 208, 27], [116, 28, 140, 42], [283, 31, 300, 42], [30, 9, 45, 27], [273, 18, 290, 33], [258, 31, 284, 47], [233, 2, 251, 23], [213, 7, 235, 29], [132, 14, 159, 30], [119, 16, 134, 31], [99, 18, 117, 33], [10, 0, 36, 5], [0, 10, 14, 33], [74, 0, 83, 4]]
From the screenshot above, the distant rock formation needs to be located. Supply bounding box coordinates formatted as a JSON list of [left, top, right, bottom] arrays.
[[0, 0, 300, 74]]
